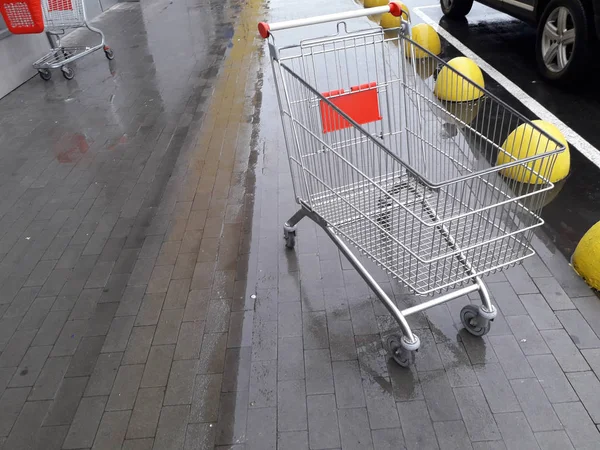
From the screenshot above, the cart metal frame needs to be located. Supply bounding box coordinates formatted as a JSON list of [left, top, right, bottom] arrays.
[[34, 0, 113, 80], [259, 3, 565, 365]]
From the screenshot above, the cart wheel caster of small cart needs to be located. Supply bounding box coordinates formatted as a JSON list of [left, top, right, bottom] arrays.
[[61, 66, 75, 80], [283, 226, 296, 249], [104, 47, 115, 60], [460, 304, 492, 337], [386, 334, 418, 368], [38, 69, 51, 81]]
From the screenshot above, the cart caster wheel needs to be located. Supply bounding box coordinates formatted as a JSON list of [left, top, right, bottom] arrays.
[[283, 226, 296, 249], [460, 304, 491, 337], [104, 47, 114, 60], [386, 334, 415, 368], [38, 69, 51, 81], [61, 66, 75, 80]]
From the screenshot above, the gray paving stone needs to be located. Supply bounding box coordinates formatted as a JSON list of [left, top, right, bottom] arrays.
[[304, 349, 334, 395], [184, 423, 216, 450], [506, 315, 551, 355], [454, 386, 501, 441], [533, 277, 575, 311], [572, 296, 600, 339], [522, 255, 552, 279], [0, 328, 37, 368], [362, 376, 400, 429], [65, 335, 104, 378], [0, 367, 15, 393], [371, 428, 405, 450], [437, 342, 479, 387], [215, 389, 249, 446], [135, 293, 166, 326], [153, 308, 184, 345], [20, 298, 55, 333], [328, 320, 357, 361], [102, 315, 135, 353], [433, 420, 473, 450], [566, 371, 600, 424], [39, 269, 71, 297], [388, 360, 424, 402], [397, 400, 440, 450], [147, 264, 174, 294], [222, 347, 251, 393], [85, 261, 115, 289], [123, 325, 156, 365], [277, 430, 309, 450], [107, 364, 144, 411], [63, 395, 107, 449], [141, 345, 175, 388], [2, 399, 51, 450], [164, 279, 191, 310], [278, 379, 307, 432], [505, 266, 538, 295], [116, 285, 146, 317], [527, 354, 578, 403], [488, 335, 535, 379], [183, 289, 210, 323], [553, 401, 600, 450], [0, 318, 19, 351], [127, 387, 164, 439], [487, 282, 527, 316], [190, 373, 222, 423], [85, 352, 122, 397], [122, 438, 156, 450], [303, 311, 329, 350], [10, 345, 51, 387], [249, 359, 276, 409], [92, 410, 130, 450], [50, 319, 88, 357], [3, 287, 40, 318], [246, 407, 276, 450], [154, 405, 190, 450], [534, 430, 575, 450], [205, 298, 231, 334], [495, 411, 540, 450], [415, 330, 444, 372], [114, 249, 141, 275], [44, 376, 88, 426], [164, 359, 199, 405], [129, 258, 156, 287], [307, 394, 340, 449], [509, 378, 562, 431], [28, 356, 70, 401], [86, 302, 119, 337], [277, 337, 304, 382], [520, 294, 561, 330], [540, 329, 590, 372], [32, 424, 69, 450], [420, 370, 462, 422], [333, 360, 365, 409], [555, 309, 600, 349], [472, 363, 519, 414], [582, 348, 600, 377], [278, 302, 302, 338], [0, 387, 30, 437], [338, 407, 373, 450], [228, 310, 253, 349]]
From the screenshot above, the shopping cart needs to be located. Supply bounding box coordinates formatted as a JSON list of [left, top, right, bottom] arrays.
[[258, 3, 565, 366], [33, 0, 114, 80]]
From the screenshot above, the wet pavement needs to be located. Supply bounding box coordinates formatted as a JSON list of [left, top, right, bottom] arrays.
[[0, 0, 600, 449]]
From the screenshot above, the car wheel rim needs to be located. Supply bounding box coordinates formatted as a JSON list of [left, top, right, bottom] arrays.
[[541, 6, 575, 73]]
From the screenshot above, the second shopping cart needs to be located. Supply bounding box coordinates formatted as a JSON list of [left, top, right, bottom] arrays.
[[258, 2, 565, 366]]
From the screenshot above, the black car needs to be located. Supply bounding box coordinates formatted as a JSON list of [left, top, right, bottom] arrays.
[[440, 0, 598, 81]]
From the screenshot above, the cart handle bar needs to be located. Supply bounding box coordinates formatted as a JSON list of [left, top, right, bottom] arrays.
[[258, 2, 402, 38]]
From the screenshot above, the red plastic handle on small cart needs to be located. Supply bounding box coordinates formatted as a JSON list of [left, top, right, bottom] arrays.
[[258, 2, 402, 38]]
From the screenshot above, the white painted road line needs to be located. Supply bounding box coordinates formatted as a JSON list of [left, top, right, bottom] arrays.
[[413, 6, 600, 169]]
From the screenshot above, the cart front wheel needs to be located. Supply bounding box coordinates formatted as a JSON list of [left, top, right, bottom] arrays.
[[460, 304, 491, 337], [386, 334, 414, 367], [104, 47, 115, 60], [61, 66, 75, 80], [284, 230, 296, 249], [38, 69, 52, 81]]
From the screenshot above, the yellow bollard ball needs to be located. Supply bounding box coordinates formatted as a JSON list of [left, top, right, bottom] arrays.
[[434, 57, 484, 102], [572, 221, 600, 290], [364, 0, 387, 7], [379, 2, 409, 28], [497, 119, 570, 184], [405, 23, 441, 58]]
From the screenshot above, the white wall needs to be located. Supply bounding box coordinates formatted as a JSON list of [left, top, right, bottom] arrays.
[[0, 33, 49, 99]]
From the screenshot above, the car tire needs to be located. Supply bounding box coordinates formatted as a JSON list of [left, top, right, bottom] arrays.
[[536, 0, 589, 82], [441, 0, 474, 19]]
